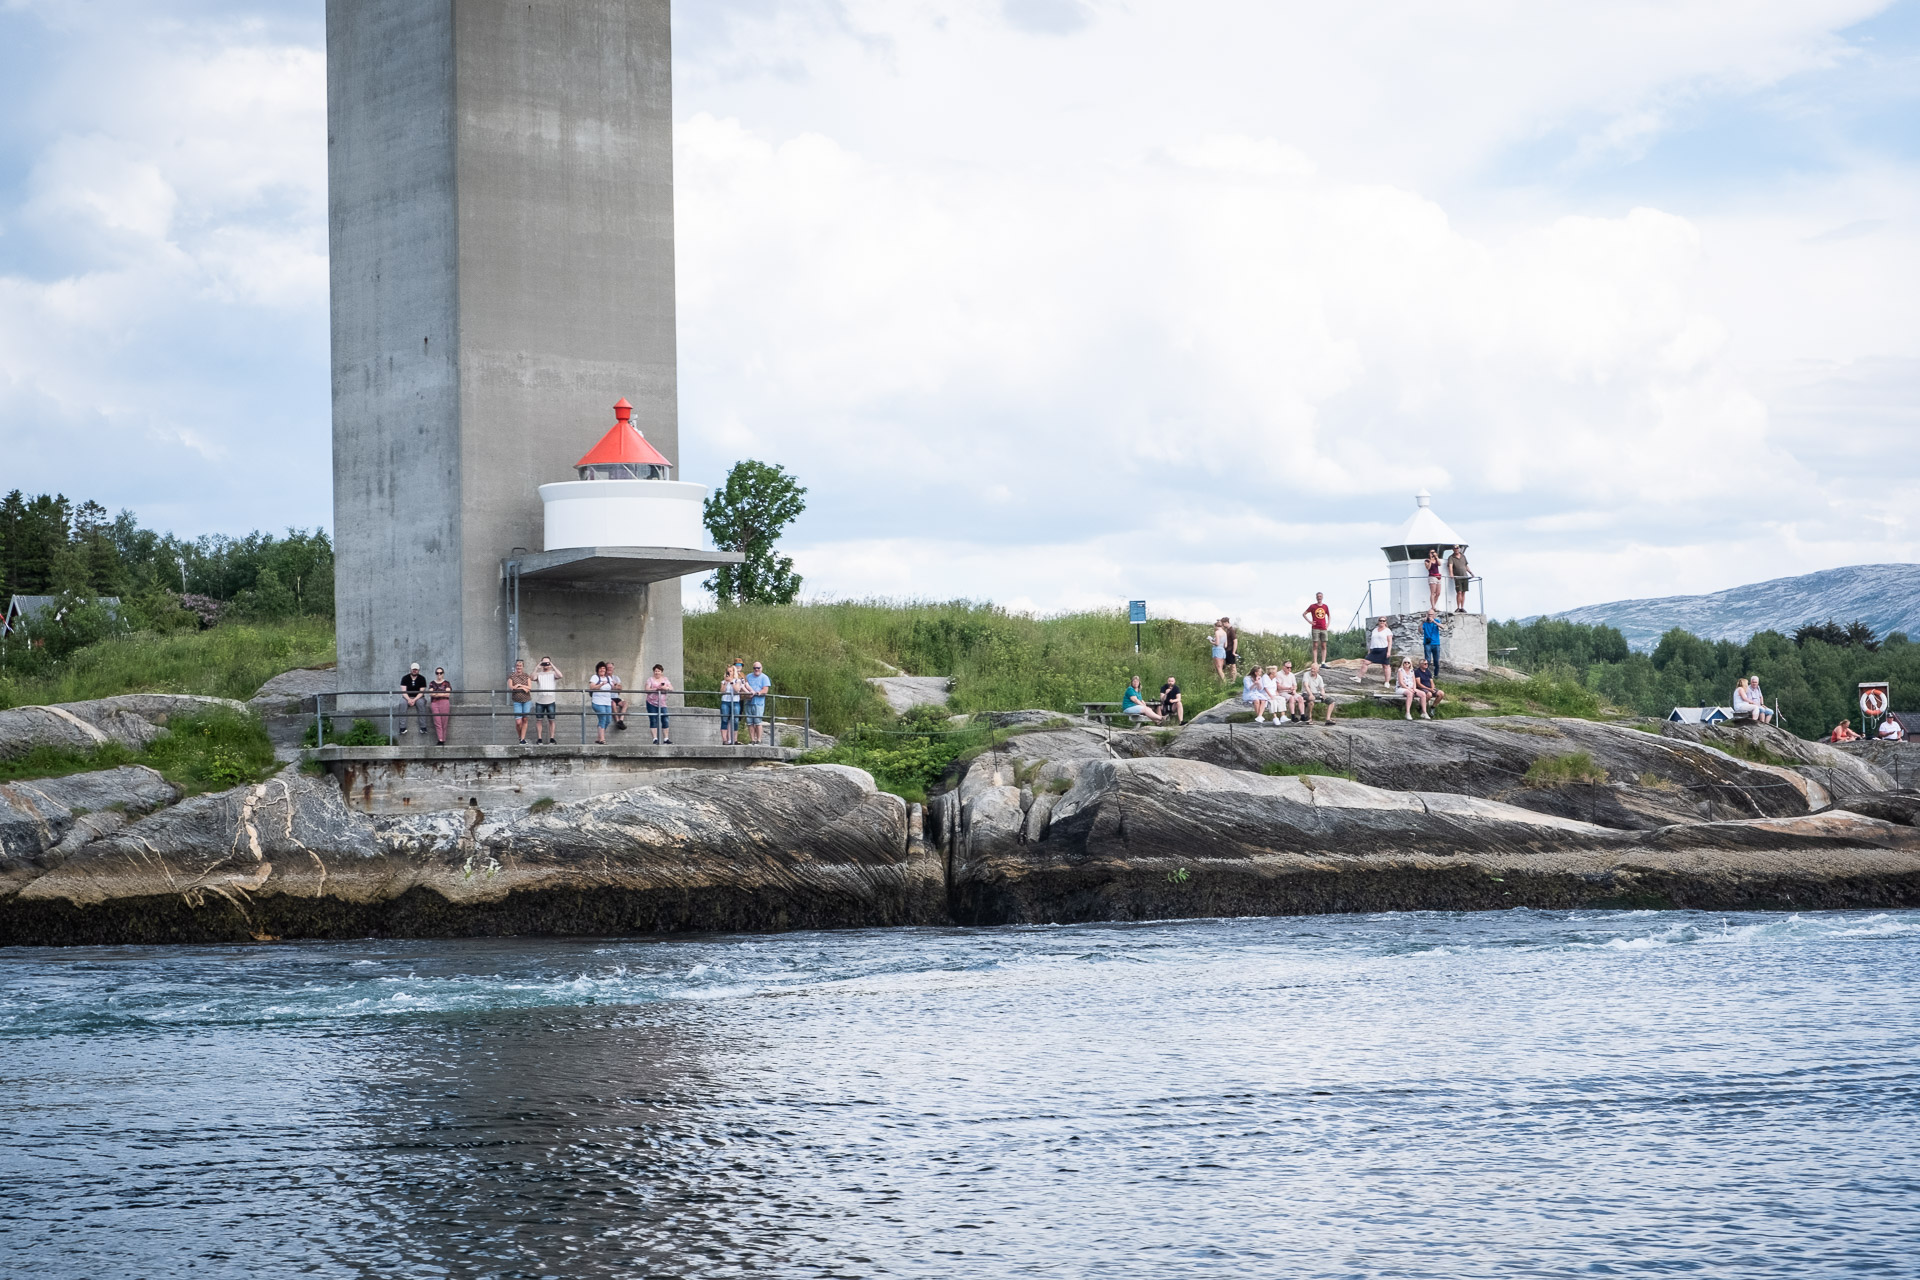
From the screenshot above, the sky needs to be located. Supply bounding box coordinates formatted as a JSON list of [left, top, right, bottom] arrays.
[[0, 0, 1916, 632]]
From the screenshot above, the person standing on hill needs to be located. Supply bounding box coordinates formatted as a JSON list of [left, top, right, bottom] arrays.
[[1421, 610, 1443, 682], [1362, 619, 1395, 686], [1211, 620, 1229, 682], [1303, 594, 1332, 665], [1447, 545, 1472, 611], [1224, 619, 1241, 681]]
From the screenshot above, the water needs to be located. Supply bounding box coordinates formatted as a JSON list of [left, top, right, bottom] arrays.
[[3, 910, 1918, 1279]]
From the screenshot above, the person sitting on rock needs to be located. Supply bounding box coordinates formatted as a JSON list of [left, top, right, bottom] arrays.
[[1398, 657, 1429, 721], [1158, 676, 1184, 725], [1363, 618, 1395, 686], [1414, 660, 1444, 719], [1243, 667, 1268, 722], [1828, 721, 1860, 743], [1122, 675, 1164, 724], [1302, 662, 1334, 724], [1732, 677, 1767, 724], [1258, 666, 1284, 724], [1879, 715, 1907, 742], [1276, 660, 1306, 722], [1747, 676, 1774, 724]]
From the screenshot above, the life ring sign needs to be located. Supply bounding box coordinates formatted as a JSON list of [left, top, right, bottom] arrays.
[[1860, 687, 1890, 716]]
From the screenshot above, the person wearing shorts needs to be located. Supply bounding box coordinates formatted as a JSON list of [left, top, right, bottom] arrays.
[[531, 656, 562, 743], [588, 661, 618, 745], [1447, 545, 1471, 612], [1122, 675, 1163, 723], [1302, 593, 1331, 664], [719, 663, 743, 745], [507, 659, 534, 744], [744, 661, 772, 745], [1363, 619, 1394, 686], [645, 664, 673, 744], [1211, 620, 1228, 682], [1425, 549, 1443, 610], [1223, 620, 1240, 680]]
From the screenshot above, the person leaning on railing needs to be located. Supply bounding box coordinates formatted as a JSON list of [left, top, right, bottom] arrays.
[[745, 661, 772, 745], [428, 667, 453, 745], [645, 664, 673, 745], [507, 659, 534, 745], [1448, 545, 1471, 611]]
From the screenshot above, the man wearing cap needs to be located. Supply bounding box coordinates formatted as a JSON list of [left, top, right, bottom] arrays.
[[399, 662, 429, 735]]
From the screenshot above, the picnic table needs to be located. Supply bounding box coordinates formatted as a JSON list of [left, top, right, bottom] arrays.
[[1080, 701, 1131, 725]]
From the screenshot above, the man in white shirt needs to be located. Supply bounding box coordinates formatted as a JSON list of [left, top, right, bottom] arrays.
[[531, 656, 563, 744], [1302, 662, 1333, 724], [1878, 715, 1907, 741]]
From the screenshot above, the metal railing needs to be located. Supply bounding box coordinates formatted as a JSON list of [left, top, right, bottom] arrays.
[[1347, 575, 1485, 632], [312, 689, 812, 750]]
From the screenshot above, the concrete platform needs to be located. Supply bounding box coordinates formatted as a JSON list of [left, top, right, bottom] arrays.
[[312, 743, 803, 814]]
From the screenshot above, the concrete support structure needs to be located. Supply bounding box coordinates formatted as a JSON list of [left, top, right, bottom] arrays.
[[327, 0, 684, 698]]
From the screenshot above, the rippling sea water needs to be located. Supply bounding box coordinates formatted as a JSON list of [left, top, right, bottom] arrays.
[[3, 910, 1918, 1278]]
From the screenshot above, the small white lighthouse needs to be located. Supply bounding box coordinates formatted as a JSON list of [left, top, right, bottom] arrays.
[[539, 398, 709, 551], [1381, 489, 1466, 616], [1374, 489, 1488, 671]]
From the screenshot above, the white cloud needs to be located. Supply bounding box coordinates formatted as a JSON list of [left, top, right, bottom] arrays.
[[0, 0, 1913, 626], [673, 0, 1920, 625]]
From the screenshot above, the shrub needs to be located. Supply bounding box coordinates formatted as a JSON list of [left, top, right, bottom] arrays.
[[1260, 761, 1357, 781], [1523, 751, 1609, 787]]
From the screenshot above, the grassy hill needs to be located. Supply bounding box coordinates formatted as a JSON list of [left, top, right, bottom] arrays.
[[685, 601, 1358, 734]]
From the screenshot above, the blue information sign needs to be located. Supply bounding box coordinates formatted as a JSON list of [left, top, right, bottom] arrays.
[[1128, 600, 1147, 624]]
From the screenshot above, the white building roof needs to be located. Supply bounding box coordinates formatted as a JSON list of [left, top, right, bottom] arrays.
[[1381, 490, 1465, 560]]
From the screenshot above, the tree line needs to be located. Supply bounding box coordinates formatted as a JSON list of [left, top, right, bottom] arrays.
[[1488, 615, 1917, 737], [0, 490, 332, 662]]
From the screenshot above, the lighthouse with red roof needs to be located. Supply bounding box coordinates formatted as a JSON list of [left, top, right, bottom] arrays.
[[538, 399, 708, 551]]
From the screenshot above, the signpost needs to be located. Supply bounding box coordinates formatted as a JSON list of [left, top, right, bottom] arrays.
[[1860, 681, 1890, 737], [1129, 600, 1146, 654]]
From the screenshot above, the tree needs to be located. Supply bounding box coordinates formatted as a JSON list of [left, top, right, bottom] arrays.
[[701, 460, 807, 605]]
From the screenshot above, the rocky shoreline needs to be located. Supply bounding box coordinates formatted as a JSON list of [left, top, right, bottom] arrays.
[[3, 699, 1918, 946]]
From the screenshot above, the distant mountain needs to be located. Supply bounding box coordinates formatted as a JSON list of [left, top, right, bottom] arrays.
[[1549, 564, 1920, 652]]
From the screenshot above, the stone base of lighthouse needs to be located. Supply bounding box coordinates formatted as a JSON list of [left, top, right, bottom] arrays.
[[1385, 612, 1489, 673]]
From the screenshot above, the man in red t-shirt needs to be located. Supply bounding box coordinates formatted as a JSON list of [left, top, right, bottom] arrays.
[[1301, 593, 1332, 665]]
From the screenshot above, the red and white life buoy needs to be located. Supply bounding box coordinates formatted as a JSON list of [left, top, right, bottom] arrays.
[[1860, 688, 1889, 717]]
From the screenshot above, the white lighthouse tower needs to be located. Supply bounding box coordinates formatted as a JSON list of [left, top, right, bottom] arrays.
[[1376, 489, 1488, 670]]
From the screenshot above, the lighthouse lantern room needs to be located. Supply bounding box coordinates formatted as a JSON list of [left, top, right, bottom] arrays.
[[1381, 489, 1466, 616], [539, 399, 707, 550]]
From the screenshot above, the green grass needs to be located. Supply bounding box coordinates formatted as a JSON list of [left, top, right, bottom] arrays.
[[687, 601, 1332, 736], [1522, 751, 1610, 787], [1706, 735, 1794, 768], [0, 618, 335, 709], [0, 710, 278, 796], [1260, 761, 1357, 781]]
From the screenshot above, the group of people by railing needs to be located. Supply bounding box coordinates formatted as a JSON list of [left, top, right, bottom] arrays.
[[386, 656, 786, 748]]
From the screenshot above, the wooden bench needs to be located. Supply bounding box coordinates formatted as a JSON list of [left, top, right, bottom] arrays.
[[1080, 701, 1143, 727]]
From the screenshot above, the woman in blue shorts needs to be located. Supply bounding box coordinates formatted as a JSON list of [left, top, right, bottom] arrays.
[[507, 659, 534, 745]]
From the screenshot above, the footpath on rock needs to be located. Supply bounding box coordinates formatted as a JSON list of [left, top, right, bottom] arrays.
[[3, 676, 1919, 945]]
